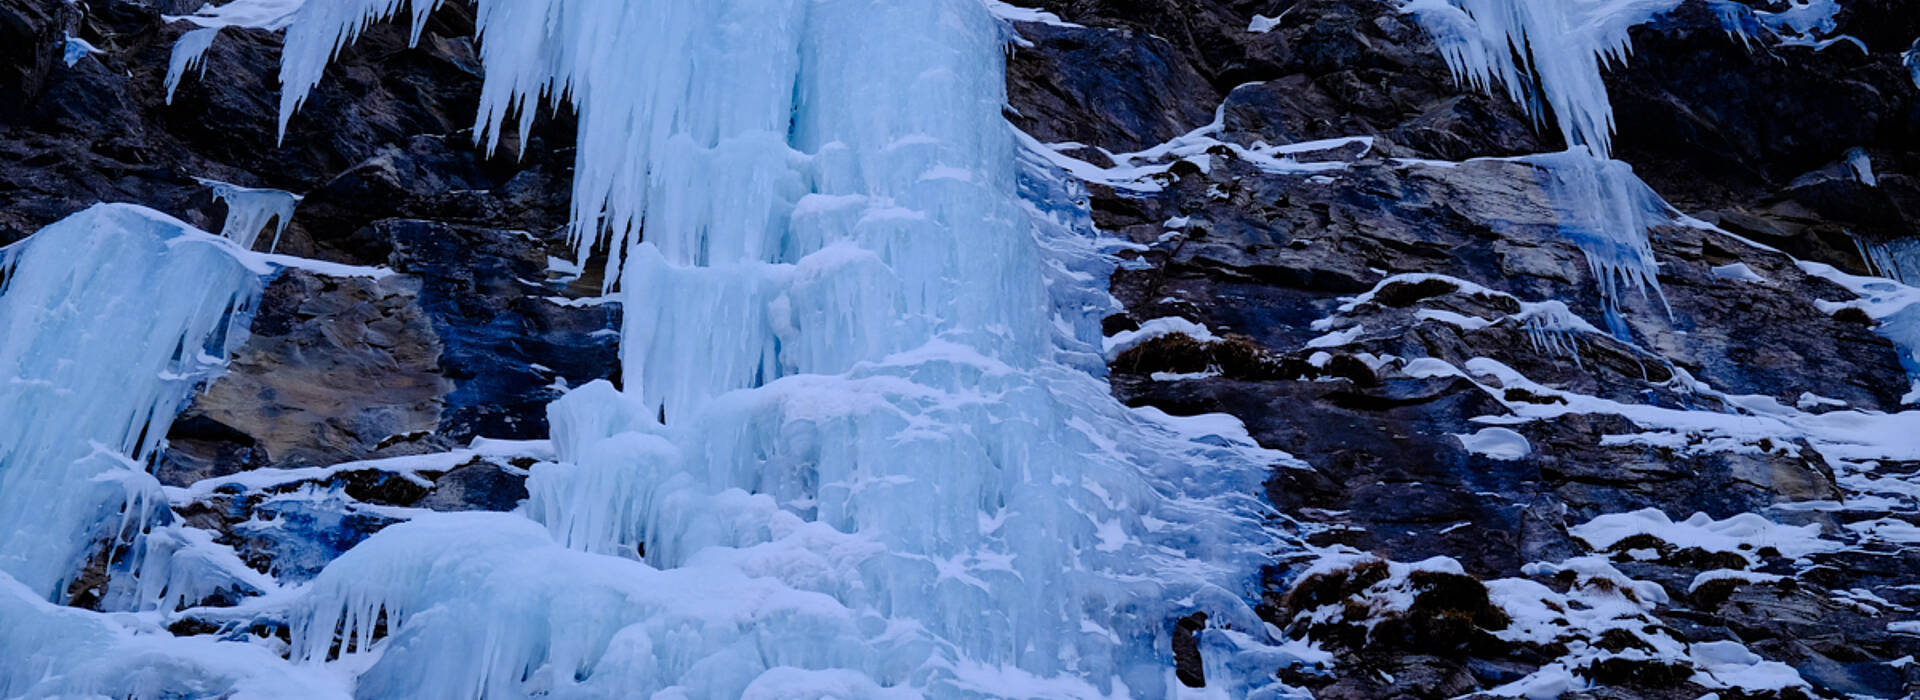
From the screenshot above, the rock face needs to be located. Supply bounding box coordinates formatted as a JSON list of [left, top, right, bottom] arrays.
[[159, 270, 451, 487], [1002, 0, 1920, 697], [4, 0, 1920, 696]]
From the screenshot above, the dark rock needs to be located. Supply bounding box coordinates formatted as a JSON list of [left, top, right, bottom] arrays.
[[416, 458, 530, 512], [1172, 611, 1208, 687], [157, 270, 451, 483]]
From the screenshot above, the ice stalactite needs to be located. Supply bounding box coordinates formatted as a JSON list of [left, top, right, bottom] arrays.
[[163, 0, 305, 102], [271, 0, 1295, 697], [1402, 1, 1685, 340], [1516, 149, 1675, 340], [201, 178, 301, 251], [165, 28, 220, 104]]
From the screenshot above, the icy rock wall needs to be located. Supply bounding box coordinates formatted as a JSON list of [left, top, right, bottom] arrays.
[[273, 0, 1285, 697], [1403, 0, 1687, 340], [0, 204, 264, 600]]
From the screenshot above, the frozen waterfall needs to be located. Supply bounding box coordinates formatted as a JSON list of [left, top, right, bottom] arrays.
[[268, 0, 1290, 695]]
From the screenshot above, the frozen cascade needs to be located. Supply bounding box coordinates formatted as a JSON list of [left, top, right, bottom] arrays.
[[265, 0, 1297, 697]]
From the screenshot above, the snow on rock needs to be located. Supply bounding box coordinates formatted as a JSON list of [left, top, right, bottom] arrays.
[[1571, 508, 1838, 562], [1103, 316, 1221, 358], [1689, 641, 1809, 694], [1454, 426, 1531, 460], [1710, 261, 1768, 283], [1018, 110, 1373, 195], [1267, 550, 1795, 698], [1799, 259, 1920, 382]]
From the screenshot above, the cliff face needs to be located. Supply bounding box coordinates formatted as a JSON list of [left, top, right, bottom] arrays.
[[1005, 1, 1920, 697], [3, 0, 1919, 696]]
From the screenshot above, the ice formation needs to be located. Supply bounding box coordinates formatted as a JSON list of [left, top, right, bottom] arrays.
[[1400, 0, 1683, 157], [1847, 147, 1879, 186], [1708, 0, 1864, 53], [164, 28, 220, 104], [243, 0, 1293, 696], [0, 204, 264, 600], [1401, 1, 1683, 339], [62, 35, 103, 67], [1907, 40, 1920, 89], [1515, 149, 1674, 340], [201, 178, 301, 251], [1860, 236, 1920, 286], [163, 0, 305, 102]]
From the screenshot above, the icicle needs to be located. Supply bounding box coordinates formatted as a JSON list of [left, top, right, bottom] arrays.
[[1512, 300, 1608, 368], [200, 178, 302, 251], [1518, 148, 1674, 340], [0, 204, 264, 600], [164, 28, 220, 104], [163, 0, 307, 103], [1847, 147, 1878, 187], [1707, 0, 1765, 50], [276, 0, 442, 140]]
